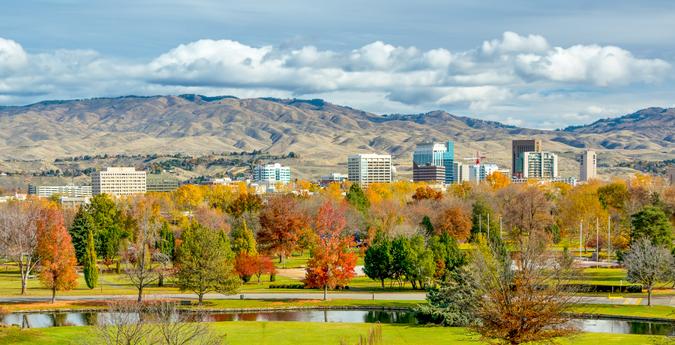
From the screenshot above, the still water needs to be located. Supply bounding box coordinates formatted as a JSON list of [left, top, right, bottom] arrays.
[[1, 310, 673, 336]]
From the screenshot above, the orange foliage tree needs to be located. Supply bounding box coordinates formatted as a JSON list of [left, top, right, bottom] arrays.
[[36, 206, 78, 303], [485, 171, 510, 190], [257, 195, 308, 262], [305, 201, 357, 300], [436, 206, 472, 241], [412, 186, 443, 201]]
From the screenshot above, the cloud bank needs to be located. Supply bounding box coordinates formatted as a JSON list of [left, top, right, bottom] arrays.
[[0, 32, 671, 128]]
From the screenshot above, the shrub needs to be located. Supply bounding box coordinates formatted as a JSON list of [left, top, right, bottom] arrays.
[[268, 283, 306, 289]]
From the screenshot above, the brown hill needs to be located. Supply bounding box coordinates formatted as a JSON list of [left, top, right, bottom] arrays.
[[0, 95, 673, 179]]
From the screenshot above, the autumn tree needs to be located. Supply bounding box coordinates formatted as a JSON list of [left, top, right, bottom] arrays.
[[226, 193, 262, 218], [363, 231, 392, 288], [412, 186, 443, 201], [175, 223, 240, 304], [36, 206, 78, 303], [485, 171, 510, 190], [0, 200, 43, 295], [122, 198, 162, 302], [436, 206, 472, 241], [83, 229, 98, 289], [305, 201, 357, 300], [499, 185, 553, 243], [254, 255, 275, 284], [470, 234, 578, 344], [428, 233, 466, 282], [470, 199, 497, 242], [258, 195, 308, 263], [234, 253, 257, 283]]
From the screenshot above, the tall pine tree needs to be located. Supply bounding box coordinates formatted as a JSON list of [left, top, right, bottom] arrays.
[[83, 229, 98, 289], [68, 206, 95, 264]]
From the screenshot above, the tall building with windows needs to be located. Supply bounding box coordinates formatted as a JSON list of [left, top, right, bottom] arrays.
[[512, 139, 542, 178], [453, 162, 470, 183], [252, 163, 291, 184], [146, 174, 180, 192], [92, 167, 147, 196], [28, 184, 92, 198], [412, 141, 454, 184], [517, 151, 558, 179], [347, 154, 392, 186], [468, 163, 501, 183], [579, 150, 597, 182]]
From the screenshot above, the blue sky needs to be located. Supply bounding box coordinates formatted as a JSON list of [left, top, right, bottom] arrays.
[[1, 0, 674, 128]]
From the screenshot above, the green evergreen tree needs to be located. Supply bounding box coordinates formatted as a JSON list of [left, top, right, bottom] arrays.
[[363, 231, 392, 288], [88, 194, 126, 261], [406, 235, 435, 289], [68, 206, 95, 264], [83, 230, 98, 289], [421, 215, 435, 237], [157, 222, 175, 259], [428, 233, 466, 281], [631, 206, 673, 248], [346, 184, 370, 214], [390, 236, 414, 287], [231, 219, 257, 255]]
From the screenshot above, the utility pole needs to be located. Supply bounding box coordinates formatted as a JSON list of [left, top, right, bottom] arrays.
[[479, 214, 482, 235], [487, 212, 490, 239], [607, 214, 611, 263], [499, 216, 503, 239], [596, 217, 599, 268], [579, 220, 583, 260]]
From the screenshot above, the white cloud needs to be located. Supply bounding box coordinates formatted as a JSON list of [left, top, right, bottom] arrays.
[[0, 32, 672, 128]]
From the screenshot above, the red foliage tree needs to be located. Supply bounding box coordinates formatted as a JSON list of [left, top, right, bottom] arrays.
[[257, 195, 308, 263], [254, 256, 275, 284], [234, 252, 257, 283], [36, 206, 78, 303], [304, 201, 357, 300]]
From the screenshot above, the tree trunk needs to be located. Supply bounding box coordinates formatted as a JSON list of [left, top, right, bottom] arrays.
[[380, 279, 385, 289], [158, 273, 164, 287], [198, 293, 204, 305], [647, 286, 652, 306], [51, 287, 56, 304], [137, 285, 143, 303], [323, 285, 327, 301], [19, 260, 27, 295]]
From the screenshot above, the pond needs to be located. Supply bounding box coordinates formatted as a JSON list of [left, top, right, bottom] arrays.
[[1, 310, 673, 336]]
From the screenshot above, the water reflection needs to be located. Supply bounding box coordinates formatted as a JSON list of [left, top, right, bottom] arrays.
[[1, 310, 673, 336]]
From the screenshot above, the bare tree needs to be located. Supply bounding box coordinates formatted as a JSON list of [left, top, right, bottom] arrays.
[[0, 201, 43, 295], [123, 199, 161, 302], [150, 302, 224, 345], [470, 232, 578, 345], [498, 185, 553, 244], [624, 238, 674, 306], [95, 301, 150, 345]]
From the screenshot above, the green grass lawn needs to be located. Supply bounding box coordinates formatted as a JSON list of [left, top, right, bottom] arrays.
[[0, 322, 671, 345], [570, 304, 675, 320]]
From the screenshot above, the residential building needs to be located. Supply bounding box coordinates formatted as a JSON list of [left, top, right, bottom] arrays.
[[347, 154, 392, 186], [579, 150, 597, 182], [28, 184, 92, 198], [412, 163, 446, 184], [91, 167, 147, 196], [319, 172, 349, 186], [452, 162, 470, 183], [252, 163, 291, 184], [412, 141, 454, 184], [512, 176, 577, 186], [512, 139, 542, 178], [517, 151, 558, 179], [146, 174, 180, 192]]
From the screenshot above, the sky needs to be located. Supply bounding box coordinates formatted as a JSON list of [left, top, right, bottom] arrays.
[[1, 0, 674, 129]]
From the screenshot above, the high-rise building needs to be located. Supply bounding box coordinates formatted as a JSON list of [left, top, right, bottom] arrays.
[[28, 184, 92, 198], [412, 164, 445, 184], [468, 163, 500, 183], [453, 162, 470, 183], [252, 163, 291, 184], [92, 167, 147, 196], [412, 141, 454, 183], [347, 154, 392, 186], [319, 172, 349, 187], [579, 150, 597, 182], [517, 151, 558, 179], [512, 139, 542, 177]]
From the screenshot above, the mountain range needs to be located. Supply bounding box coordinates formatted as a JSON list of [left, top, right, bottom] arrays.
[[0, 95, 673, 179]]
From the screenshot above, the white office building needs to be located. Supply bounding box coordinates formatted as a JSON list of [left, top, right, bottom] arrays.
[[468, 163, 500, 183], [518, 151, 558, 179], [452, 162, 471, 183], [252, 163, 291, 184], [92, 167, 147, 196], [28, 184, 92, 198], [347, 154, 392, 186], [580, 150, 597, 182]]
